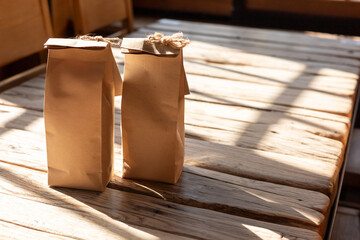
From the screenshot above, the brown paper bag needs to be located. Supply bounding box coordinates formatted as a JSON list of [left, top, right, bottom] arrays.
[[120, 35, 190, 184], [44, 38, 122, 191]]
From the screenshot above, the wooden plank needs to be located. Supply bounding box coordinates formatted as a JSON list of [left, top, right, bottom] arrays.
[[185, 74, 354, 116], [0, 126, 329, 233], [0, 77, 347, 168], [185, 122, 343, 163], [184, 138, 339, 197], [0, 83, 346, 163], [18, 73, 353, 125], [10, 72, 355, 121], [0, 101, 334, 234], [184, 100, 349, 142], [135, 28, 360, 67], [182, 60, 357, 96], [185, 109, 346, 143], [0, 124, 340, 198], [0, 220, 73, 240], [140, 27, 360, 60], [5, 75, 350, 129], [130, 31, 359, 79], [0, 102, 343, 197], [1, 98, 346, 145], [186, 91, 350, 124], [331, 206, 360, 240], [114, 45, 358, 97], [147, 19, 360, 52], [247, 0, 360, 19], [0, 162, 322, 240]]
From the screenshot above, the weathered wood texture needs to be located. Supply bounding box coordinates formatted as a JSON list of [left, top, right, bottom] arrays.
[[0, 121, 330, 234], [0, 77, 345, 198], [0, 19, 359, 239], [0, 162, 322, 240]]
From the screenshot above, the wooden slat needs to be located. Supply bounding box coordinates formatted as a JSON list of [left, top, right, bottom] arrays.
[[185, 74, 353, 116], [147, 19, 360, 52], [130, 31, 358, 79], [0, 81, 346, 165], [20, 73, 354, 125], [186, 91, 350, 124], [136, 28, 360, 67], [0, 125, 329, 234], [0, 162, 322, 240], [0, 103, 342, 198], [182, 60, 357, 96], [3, 76, 351, 142], [184, 120, 344, 163], [0, 111, 340, 198], [0, 75, 348, 199], [141, 27, 360, 60], [184, 100, 349, 142]]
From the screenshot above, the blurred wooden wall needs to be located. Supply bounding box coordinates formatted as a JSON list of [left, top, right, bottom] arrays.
[[246, 0, 360, 19], [133, 0, 233, 16]]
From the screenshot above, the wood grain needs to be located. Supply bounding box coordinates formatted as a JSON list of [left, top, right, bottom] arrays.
[[0, 121, 340, 198], [0, 73, 349, 199], [0, 162, 322, 240], [20, 73, 353, 124], [0, 220, 74, 240], [0, 82, 346, 165], [130, 31, 358, 79], [0, 125, 329, 233], [185, 74, 353, 115], [135, 28, 360, 67], [147, 19, 360, 52]]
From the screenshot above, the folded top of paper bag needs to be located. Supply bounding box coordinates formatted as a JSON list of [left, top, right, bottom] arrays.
[[44, 38, 108, 49], [121, 38, 180, 56]]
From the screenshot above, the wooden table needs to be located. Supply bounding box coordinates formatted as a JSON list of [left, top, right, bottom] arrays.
[[1, 19, 359, 240]]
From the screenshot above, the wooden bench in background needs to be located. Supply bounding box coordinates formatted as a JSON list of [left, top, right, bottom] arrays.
[[50, 0, 134, 37], [0, 0, 53, 91]]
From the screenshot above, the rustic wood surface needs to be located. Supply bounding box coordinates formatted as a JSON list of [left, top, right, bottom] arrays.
[[0, 19, 359, 239]]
